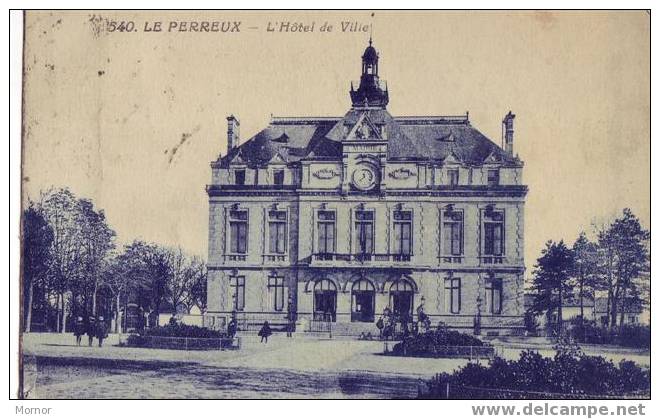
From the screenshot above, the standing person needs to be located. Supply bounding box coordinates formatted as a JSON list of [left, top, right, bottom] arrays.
[[73, 316, 85, 346], [286, 299, 295, 338], [376, 316, 384, 340], [86, 316, 96, 347], [96, 316, 108, 347], [258, 320, 272, 344], [227, 314, 237, 339]]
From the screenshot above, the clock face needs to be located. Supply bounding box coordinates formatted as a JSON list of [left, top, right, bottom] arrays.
[[352, 166, 377, 191]]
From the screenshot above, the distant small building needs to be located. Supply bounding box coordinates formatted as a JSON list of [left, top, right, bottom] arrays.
[[594, 297, 649, 326], [525, 292, 595, 332]]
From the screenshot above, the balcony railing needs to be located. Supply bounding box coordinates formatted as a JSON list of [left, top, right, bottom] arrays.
[[441, 255, 464, 264], [263, 254, 288, 263], [311, 253, 412, 264], [480, 256, 505, 264]]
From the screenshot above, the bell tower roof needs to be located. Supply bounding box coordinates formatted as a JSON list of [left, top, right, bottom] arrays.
[[350, 39, 389, 108], [362, 38, 378, 63]]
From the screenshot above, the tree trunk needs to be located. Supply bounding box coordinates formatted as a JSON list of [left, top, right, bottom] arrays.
[[557, 285, 563, 336], [25, 280, 34, 333], [606, 252, 615, 330], [619, 288, 627, 332], [55, 292, 61, 333], [610, 286, 619, 331], [114, 293, 121, 334], [92, 278, 98, 317], [579, 280, 585, 341], [61, 292, 67, 333], [579, 280, 584, 323]]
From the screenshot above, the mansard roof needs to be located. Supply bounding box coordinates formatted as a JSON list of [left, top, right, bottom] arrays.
[[214, 108, 520, 168]]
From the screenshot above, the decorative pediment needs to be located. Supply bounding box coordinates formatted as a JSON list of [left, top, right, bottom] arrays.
[[346, 113, 383, 141], [268, 152, 287, 164], [388, 167, 417, 180], [229, 150, 246, 165], [484, 151, 502, 164], [443, 151, 462, 165], [312, 168, 340, 179]]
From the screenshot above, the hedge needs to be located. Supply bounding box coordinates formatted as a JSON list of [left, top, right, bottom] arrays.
[[390, 329, 491, 357], [569, 323, 650, 349], [423, 349, 650, 399]]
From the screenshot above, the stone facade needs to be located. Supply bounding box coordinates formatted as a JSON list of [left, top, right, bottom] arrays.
[[206, 41, 528, 335]]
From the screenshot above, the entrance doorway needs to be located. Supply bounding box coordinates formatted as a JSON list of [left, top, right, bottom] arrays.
[[389, 279, 414, 319], [313, 279, 337, 322], [351, 279, 375, 322]]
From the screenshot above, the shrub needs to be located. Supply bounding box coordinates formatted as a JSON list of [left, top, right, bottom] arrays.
[[136, 324, 226, 339], [391, 329, 490, 357], [568, 321, 650, 349], [423, 349, 650, 399]]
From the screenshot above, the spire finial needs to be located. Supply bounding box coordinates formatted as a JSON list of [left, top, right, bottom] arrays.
[[369, 12, 374, 45]]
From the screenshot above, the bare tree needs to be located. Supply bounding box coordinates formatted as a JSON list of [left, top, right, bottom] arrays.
[[40, 188, 84, 332], [21, 203, 54, 332]]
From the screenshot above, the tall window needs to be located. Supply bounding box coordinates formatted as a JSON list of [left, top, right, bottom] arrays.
[[483, 210, 504, 261], [234, 169, 246, 185], [317, 210, 336, 255], [444, 278, 461, 314], [487, 169, 500, 186], [393, 210, 412, 259], [268, 210, 287, 254], [448, 169, 459, 186], [355, 210, 374, 256], [442, 209, 463, 262], [273, 169, 285, 187], [230, 275, 245, 311], [268, 276, 285, 312], [486, 278, 503, 314], [229, 210, 248, 254]]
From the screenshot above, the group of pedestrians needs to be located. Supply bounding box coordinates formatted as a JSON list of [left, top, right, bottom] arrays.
[[376, 304, 433, 341], [72, 315, 109, 347]]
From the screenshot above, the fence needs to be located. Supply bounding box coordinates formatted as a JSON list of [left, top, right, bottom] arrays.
[[233, 312, 291, 332], [124, 335, 240, 351], [426, 378, 650, 399], [385, 343, 496, 360], [306, 319, 332, 338]]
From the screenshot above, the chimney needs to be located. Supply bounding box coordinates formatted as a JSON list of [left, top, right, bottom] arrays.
[[502, 111, 515, 155], [227, 115, 240, 153]]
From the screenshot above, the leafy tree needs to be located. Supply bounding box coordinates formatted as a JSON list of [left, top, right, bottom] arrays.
[[22, 203, 54, 332], [76, 198, 115, 316], [530, 240, 575, 335], [113, 241, 207, 327], [597, 209, 649, 330]]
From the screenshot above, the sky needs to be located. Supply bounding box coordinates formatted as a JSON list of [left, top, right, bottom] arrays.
[[22, 11, 650, 268]]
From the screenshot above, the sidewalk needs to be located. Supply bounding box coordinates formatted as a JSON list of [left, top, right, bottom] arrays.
[[22, 332, 467, 376], [23, 332, 456, 399]]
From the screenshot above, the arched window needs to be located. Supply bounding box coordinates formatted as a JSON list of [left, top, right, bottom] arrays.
[[389, 279, 415, 318], [389, 279, 414, 293], [313, 279, 337, 322], [314, 279, 336, 292], [352, 279, 375, 292]]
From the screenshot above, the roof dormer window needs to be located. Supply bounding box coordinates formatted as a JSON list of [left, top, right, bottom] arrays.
[[234, 169, 246, 185]]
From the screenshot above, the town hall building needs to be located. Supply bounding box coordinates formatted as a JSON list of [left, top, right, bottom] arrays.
[[205, 40, 528, 335]]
